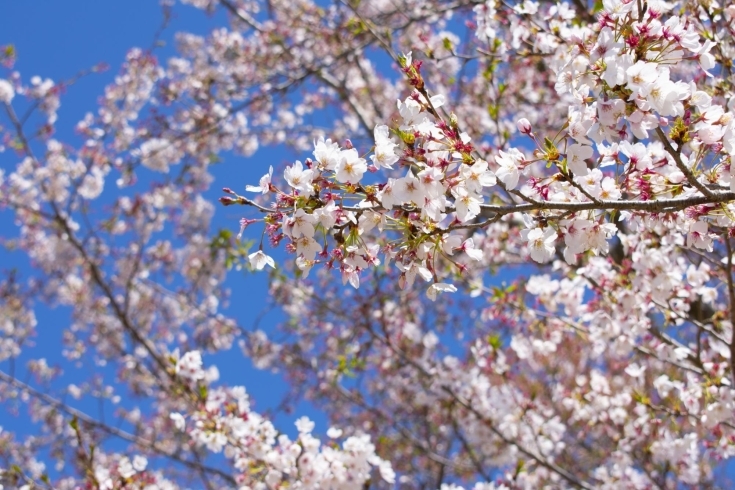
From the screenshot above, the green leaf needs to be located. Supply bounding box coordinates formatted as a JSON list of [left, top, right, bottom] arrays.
[[487, 334, 502, 350]]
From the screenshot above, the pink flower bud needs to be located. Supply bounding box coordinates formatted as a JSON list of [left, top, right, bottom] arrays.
[[517, 118, 532, 135]]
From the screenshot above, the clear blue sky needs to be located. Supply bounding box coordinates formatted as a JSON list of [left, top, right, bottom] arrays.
[[0, 0, 318, 452]]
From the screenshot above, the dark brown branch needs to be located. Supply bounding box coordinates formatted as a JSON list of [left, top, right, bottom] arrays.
[[725, 239, 735, 386]]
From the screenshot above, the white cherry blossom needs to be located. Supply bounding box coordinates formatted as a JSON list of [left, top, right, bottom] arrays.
[[248, 250, 275, 270], [335, 148, 367, 184], [284, 160, 315, 195], [523, 227, 558, 263]]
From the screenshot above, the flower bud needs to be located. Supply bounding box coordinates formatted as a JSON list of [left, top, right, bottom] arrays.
[[517, 118, 532, 135], [449, 112, 459, 129]]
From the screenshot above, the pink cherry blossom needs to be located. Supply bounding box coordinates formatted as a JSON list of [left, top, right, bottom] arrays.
[[5, 1, 735, 487]]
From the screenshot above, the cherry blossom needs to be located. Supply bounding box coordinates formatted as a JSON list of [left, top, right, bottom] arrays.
[[335, 148, 367, 184], [523, 227, 558, 263], [4, 0, 735, 487], [0, 79, 14, 104], [284, 160, 315, 196], [245, 165, 273, 194], [248, 250, 275, 270]]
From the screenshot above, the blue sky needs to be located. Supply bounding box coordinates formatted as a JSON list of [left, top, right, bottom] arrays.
[[0, 0, 321, 456]]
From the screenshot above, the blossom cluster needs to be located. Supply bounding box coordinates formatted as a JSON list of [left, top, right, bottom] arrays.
[[172, 350, 395, 489], [235, 2, 735, 297]]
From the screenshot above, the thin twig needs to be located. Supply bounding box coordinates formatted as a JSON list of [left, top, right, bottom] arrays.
[[0, 370, 237, 485]]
